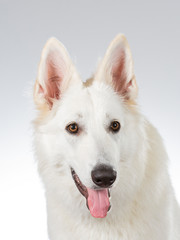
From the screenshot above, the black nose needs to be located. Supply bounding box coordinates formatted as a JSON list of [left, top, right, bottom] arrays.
[[91, 164, 117, 188]]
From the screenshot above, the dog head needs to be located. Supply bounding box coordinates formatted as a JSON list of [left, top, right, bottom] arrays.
[[34, 35, 147, 219]]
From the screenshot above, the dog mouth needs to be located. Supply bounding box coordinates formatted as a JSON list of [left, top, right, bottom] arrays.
[[71, 168, 111, 218]]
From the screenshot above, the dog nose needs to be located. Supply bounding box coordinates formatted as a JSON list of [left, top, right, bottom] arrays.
[[91, 164, 117, 188]]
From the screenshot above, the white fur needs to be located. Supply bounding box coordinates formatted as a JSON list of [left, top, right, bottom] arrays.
[[33, 34, 180, 240]]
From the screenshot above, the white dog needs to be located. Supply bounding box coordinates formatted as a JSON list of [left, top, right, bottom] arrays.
[[33, 34, 180, 240]]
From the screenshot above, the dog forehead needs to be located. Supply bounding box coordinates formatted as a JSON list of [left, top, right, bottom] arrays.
[[57, 82, 124, 122], [88, 83, 122, 110]]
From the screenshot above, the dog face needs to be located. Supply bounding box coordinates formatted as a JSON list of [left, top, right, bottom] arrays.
[[34, 35, 147, 219]]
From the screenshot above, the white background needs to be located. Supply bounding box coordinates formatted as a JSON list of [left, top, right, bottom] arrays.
[[0, 1, 180, 239]]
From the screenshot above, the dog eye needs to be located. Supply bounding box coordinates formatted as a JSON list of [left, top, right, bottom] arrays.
[[66, 122, 79, 134], [110, 121, 120, 133]]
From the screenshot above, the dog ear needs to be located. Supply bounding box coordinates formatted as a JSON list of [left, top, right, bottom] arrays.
[[95, 34, 137, 101], [34, 38, 79, 109]]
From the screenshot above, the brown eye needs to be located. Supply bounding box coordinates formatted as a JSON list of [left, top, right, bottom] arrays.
[[66, 122, 79, 134], [110, 121, 120, 133]]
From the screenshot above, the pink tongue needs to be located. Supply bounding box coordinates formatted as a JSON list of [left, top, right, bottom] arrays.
[[87, 188, 110, 218]]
